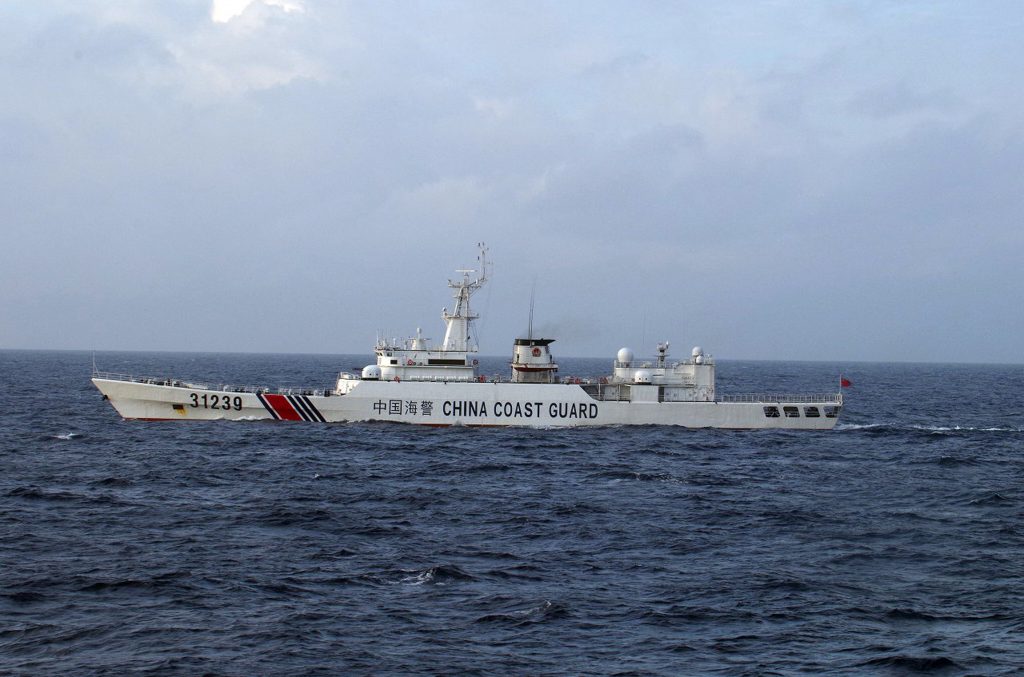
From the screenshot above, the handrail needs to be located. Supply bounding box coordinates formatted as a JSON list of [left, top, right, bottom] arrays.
[[720, 393, 842, 404], [91, 371, 332, 397], [93, 371, 842, 404]]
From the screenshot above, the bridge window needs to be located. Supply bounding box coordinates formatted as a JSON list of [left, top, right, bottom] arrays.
[[783, 406, 800, 418], [824, 406, 841, 418], [763, 406, 780, 418], [804, 406, 820, 418]]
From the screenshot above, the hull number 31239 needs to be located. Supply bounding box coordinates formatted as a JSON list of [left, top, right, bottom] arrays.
[[190, 393, 243, 410]]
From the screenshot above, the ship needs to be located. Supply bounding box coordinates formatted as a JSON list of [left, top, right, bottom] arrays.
[[92, 245, 843, 429]]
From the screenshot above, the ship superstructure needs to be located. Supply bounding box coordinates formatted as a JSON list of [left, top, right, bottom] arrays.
[[339, 245, 490, 388], [92, 245, 843, 429]]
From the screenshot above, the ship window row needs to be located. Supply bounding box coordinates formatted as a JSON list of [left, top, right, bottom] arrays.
[[763, 406, 841, 419]]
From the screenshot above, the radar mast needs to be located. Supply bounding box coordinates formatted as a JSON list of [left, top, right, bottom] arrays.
[[441, 243, 490, 352]]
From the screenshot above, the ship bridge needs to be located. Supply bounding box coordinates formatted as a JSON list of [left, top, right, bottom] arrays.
[[335, 244, 490, 393]]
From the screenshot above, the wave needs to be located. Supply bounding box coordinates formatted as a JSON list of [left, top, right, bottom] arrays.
[[4, 591, 46, 604], [475, 599, 570, 626], [7, 486, 80, 502], [884, 608, 1013, 623], [838, 422, 1024, 434], [92, 477, 132, 487], [936, 455, 981, 467], [78, 570, 193, 593], [485, 563, 545, 582], [46, 432, 83, 441], [856, 655, 961, 671], [885, 608, 941, 622], [968, 492, 1012, 506], [589, 470, 683, 483], [256, 507, 335, 527], [400, 564, 475, 586]]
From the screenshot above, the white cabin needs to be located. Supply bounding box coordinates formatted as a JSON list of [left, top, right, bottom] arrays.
[[335, 244, 490, 392], [595, 344, 716, 402]]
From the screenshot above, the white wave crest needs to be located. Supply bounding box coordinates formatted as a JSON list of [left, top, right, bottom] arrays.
[[838, 423, 1022, 433]]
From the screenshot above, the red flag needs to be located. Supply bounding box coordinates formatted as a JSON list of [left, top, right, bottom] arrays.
[[840, 377, 852, 388]]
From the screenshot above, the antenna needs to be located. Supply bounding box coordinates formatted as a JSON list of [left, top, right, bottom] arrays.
[[528, 278, 536, 340], [641, 308, 647, 354], [475, 242, 490, 285], [441, 243, 491, 352]]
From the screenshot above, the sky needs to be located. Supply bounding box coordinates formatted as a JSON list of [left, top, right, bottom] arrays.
[[2, 1, 1023, 363]]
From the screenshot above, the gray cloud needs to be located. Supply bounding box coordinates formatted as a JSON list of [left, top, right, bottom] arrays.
[[848, 82, 957, 119], [2, 1, 1023, 363]]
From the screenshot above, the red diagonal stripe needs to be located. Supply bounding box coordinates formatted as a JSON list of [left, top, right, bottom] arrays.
[[263, 394, 303, 421]]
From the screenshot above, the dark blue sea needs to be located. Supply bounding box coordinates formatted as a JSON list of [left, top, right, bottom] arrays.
[[3, 350, 1023, 675]]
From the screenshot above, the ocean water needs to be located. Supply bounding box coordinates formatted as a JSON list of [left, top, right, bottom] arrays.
[[2, 349, 1023, 675]]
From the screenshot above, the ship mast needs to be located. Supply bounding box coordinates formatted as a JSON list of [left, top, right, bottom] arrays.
[[441, 243, 490, 352]]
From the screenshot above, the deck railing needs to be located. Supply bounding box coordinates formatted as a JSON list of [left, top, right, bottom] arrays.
[[720, 393, 842, 404], [93, 371, 842, 404], [91, 371, 333, 397]]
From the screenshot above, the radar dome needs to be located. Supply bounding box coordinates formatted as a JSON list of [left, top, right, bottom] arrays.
[[616, 347, 634, 365], [692, 346, 703, 357], [361, 365, 382, 380], [634, 370, 652, 384]]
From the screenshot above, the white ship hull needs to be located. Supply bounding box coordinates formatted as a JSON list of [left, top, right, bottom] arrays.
[[92, 376, 841, 430], [91, 244, 845, 430]]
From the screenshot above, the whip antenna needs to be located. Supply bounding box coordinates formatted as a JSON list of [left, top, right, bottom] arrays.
[[528, 278, 537, 340]]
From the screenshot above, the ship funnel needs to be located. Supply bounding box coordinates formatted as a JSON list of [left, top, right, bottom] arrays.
[[511, 338, 558, 384]]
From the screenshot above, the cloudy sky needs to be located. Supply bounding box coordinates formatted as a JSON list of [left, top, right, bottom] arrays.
[[2, 1, 1022, 362]]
